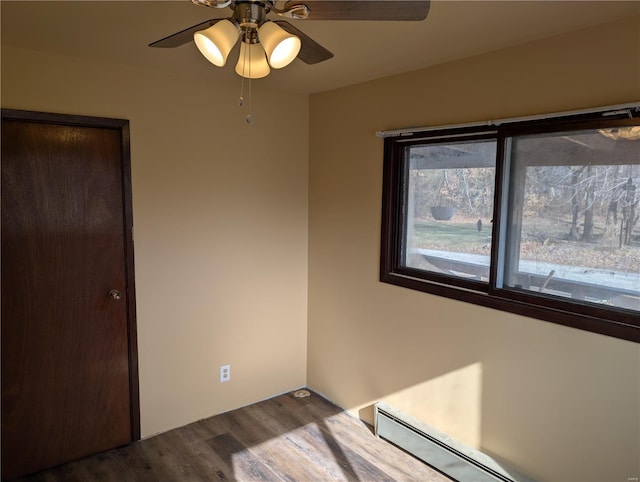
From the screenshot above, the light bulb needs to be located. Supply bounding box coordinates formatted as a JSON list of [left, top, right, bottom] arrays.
[[194, 20, 239, 67]]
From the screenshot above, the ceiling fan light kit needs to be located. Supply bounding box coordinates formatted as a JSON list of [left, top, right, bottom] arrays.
[[151, 0, 431, 76], [192, 0, 304, 78], [151, 0, 431, 121]]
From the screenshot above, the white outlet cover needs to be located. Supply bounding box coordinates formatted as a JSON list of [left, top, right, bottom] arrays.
[[220, 364, 231, 382]]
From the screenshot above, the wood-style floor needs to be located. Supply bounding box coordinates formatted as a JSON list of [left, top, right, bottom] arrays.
[[14, 390, 451, 481]]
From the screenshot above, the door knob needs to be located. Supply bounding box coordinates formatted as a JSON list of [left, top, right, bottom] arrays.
[[109, 289, 122, 300]]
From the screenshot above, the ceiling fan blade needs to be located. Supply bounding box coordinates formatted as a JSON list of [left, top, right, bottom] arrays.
[[274, 21, 333, 65], [285, 0, 430, 21], [149, 18, 222, 48]]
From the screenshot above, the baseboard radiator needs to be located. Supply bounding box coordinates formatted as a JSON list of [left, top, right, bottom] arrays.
[[374, 402, 531, 482]]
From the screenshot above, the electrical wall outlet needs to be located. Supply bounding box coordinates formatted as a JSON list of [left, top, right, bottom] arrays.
[[220, 364, 231, 383]]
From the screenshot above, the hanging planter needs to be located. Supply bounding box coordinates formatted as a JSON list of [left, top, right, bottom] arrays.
[[431, 170, 456, 220], [430, 206, 456, 220]]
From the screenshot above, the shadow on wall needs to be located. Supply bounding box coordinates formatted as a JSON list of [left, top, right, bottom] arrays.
[[351, 349, 639, 482], [369, 362, 484, 449], [357, 362, 534, 482]]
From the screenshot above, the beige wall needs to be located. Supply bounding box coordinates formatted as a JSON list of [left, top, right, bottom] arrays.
[[3, 11, 640, 482], [1, 46, 309, 437], [308, 16, 640, 482]]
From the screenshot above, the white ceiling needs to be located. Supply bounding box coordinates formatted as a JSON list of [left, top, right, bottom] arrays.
[[2, 1, 639, 94]]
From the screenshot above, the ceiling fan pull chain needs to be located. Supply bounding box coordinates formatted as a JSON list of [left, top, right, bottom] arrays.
[[239, 37, 247, 107], [246, 77, 254, 125], [237, 41, 254, 125], [246, 41, 254, 124]]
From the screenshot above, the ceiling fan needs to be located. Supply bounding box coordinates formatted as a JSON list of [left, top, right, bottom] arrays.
[[149, 0, 431, 79]]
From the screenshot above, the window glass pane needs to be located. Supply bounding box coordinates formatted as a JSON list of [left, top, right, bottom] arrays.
[[503, 126, 640, 312], [403, 139, 496, 282]]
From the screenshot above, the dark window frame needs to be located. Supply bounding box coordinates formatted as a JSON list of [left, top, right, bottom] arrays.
[[380, 109, 640, 343]]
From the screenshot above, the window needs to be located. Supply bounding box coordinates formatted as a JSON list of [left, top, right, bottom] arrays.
[[381, 107, 640, 342], [403, 137, 496, 287]]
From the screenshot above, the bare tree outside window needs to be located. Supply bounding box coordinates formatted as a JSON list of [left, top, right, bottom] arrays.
[[503, 130, 639, 310]]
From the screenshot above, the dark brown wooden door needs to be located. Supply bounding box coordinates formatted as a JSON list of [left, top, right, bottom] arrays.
[[1, 110, 139, 481]]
